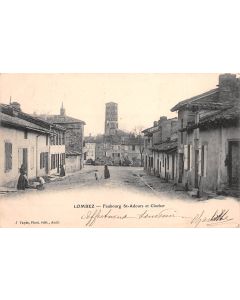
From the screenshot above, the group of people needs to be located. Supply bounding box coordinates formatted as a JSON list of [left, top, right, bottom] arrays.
[[17, 165, 46, 191], [94, 165, 110, 181], [17, 164, 66, 191], [17, 163, 108, 190]]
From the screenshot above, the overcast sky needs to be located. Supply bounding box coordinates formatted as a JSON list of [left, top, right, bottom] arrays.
[[0, 73, 219, 135]]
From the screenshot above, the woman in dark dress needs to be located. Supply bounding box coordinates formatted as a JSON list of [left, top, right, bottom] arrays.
[[104, 165, 110, 179], [60, 164, 65, 177], [17, 164, 28, 190]]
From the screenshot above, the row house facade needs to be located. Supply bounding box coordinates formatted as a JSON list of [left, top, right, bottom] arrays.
[[86, 133, 144, 166], [84, 136, 96, 162], [0, 102, 66, 188], [171, 73, 240, 196], [37, 103, 86, 173], [142, 117, 178, 181]]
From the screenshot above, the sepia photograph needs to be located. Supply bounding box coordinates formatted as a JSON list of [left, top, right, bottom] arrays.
[[0, 73, 239, 228], [0, 1, 240, 300]]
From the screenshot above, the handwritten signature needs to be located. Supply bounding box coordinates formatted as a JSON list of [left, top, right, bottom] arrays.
[[80, 208, 188, 227], [190, 209, 234, 228]]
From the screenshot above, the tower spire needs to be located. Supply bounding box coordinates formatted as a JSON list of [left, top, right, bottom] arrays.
[[60, 101, 66, 116]]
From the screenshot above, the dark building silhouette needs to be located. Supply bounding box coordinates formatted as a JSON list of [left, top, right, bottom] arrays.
[[104, 102, 118, 136]]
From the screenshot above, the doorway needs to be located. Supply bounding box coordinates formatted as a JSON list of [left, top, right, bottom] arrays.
[[178, 153, 184, 183], [195, 150, 199, 188], [172, 154, 175, 180], [228, 141, 240, 187], [18, 148, 28, 175]]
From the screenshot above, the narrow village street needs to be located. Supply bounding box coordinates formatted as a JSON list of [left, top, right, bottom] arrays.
[[46, 165, 195, 200], [1, 165, 191, 200], [1, 165, 239, 228]]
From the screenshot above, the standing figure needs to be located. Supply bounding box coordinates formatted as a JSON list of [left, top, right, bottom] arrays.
[[104, 165, 110, 179], [94, 170, 99, 180], [17, 164, 29, 190], [60, 164, 66, 177]]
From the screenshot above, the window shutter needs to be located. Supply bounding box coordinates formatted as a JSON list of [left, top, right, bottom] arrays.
[[204, 145, 207, 177], [5, 142, 12, 171], [18, 148, 23, 170], [184, 145, 188, 170], [198, 147, 202, 176]]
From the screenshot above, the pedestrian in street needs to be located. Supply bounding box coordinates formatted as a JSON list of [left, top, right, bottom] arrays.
[[17, 173, 28, 190], [104, 165, 110, 179], [60, 164, 65, 177], [94, 170, 99, 180]]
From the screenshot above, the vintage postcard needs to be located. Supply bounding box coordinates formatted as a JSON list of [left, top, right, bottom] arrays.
[[0, 73, 239, 228]]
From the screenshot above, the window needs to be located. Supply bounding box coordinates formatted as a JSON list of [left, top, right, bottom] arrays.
[[40, 152, 48, 169], [5, 142, 12, 172], [46, 135, 49, 146], [132, 145, 135, 151], [167, 155, 169, 169], [24, 130, 28, 139], [51, 154, 55, 169]]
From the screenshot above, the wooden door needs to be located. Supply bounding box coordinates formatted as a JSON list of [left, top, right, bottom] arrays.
[[57, 154, 60, 173], [44, 152, 49, 174], [229, 141, 240, 187], [23, 148, 28, 175], [178, 153, 184, 183], [164, 157, 167, 179], [172, 154, 175, 180]]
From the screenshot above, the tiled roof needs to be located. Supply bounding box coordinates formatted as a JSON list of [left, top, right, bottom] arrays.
[[40, 114, 86, 125], [150, 140, 178, 152], [66, 150, 82, 156], [171, 88, 219, 112], [142, 125, 159, 135], [199, 102, 240, 126], [0, 111, 51, 133], [0, 103, 65, 131], [182, 101, 240, 131]]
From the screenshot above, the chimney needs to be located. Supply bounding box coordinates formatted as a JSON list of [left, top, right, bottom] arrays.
[[10, 101, 21, 111], [158, 116, 167, 125], [159, 116, 167, 121], [153, 121, 158, 127], [218, 73, 239, 102]]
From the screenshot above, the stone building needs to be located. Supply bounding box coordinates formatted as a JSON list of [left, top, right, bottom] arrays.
[[142, 117, 178, 181], [38, 103, 85, 173], [84, 135, 96, 163], [0, 102, 65, 187], [171, 73, 240, 196], [105, 102, 118, 136]]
